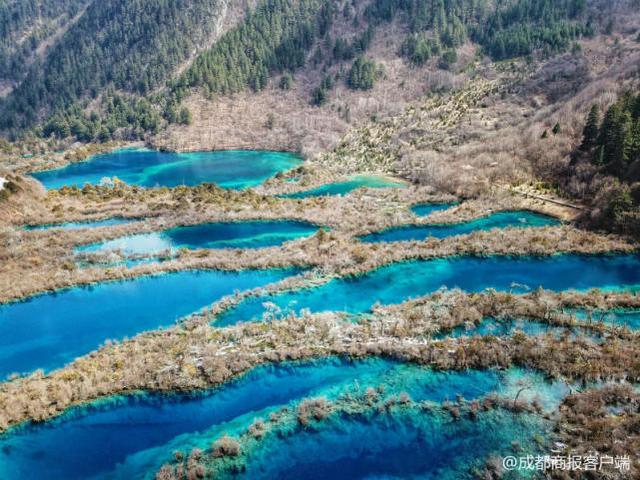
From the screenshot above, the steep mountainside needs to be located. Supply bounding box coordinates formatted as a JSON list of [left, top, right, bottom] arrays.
[[0, 0, 601, 140], [0, 0, 251, 132], [0, 0, 89, 94]]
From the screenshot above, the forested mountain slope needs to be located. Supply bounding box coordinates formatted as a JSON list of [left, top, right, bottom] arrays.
[[0, 0, 599, 142], [0, 0, 247, 133], [0, 0, 89, 93]]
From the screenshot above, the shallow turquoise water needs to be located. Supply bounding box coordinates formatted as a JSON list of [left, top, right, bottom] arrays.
[[411, 202, 458, 217], [25, 217, 140, 231], [0, 358, 564, 480], [217, 254, 640, 325], [280, 175, 405, 198], [31, 149, 302, 190], [573, 309, 640, 330], [438, 318, 554, 339], [76, 221, 320, 256], [0, 269, 295, 378], [438, 317, 601, 342], [360, 210, 560, 243]]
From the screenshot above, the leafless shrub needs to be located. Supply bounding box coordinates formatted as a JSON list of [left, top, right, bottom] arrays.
[[212, 435, 241, 458], [297, 397, 331, 426]]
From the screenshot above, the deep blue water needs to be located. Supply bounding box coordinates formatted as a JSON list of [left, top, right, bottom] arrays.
[[217, 254, 640, 325], [25, 217, 140, 231], [280, 175, 405, 198], [31, 149, 302, 190], [411, 202, 458, 217], [0, 359, 565, 480], [76, 221, 320, 256], [242, 408, 547, 480], [360, 210, 560, 243], [0, 269, 294, 378]]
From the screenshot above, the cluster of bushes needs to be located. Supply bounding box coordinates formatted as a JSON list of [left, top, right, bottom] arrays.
[[0, 175, 22, 202], [347, 56, 377, 90], [579, 93, 640, 180], [332, 26, 375, 62], [472, 0, 591, 60]]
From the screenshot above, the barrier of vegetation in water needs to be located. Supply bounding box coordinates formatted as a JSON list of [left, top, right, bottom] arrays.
[[0, 269, 297, 377], [0, 358, 566, 480], [217, 254, 640, 325]]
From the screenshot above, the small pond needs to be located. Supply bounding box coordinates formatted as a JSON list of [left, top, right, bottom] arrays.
[[359, 211, 560, 243], [75, 220, 320, 257], [280, 174, 405, 198]]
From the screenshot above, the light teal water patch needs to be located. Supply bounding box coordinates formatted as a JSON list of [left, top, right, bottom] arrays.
[[75, 255, 170, 269], [31, 149, 302, 190], [0, 359, 565, 480], [439, 318, 555, 339], [572, 309, 640, 330], [360, 210, 560, 243], [77, 231, 173, 256], [280, 174, 405, 198], [24, 217, 141, 231], [411, 202, 459, 217], [0, 269, 296, 378], [217, 254, 640, 325], [76, 220, 320, 257]]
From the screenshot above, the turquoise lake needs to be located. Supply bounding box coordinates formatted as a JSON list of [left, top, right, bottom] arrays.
[[0, 269, 294, 378], [76, 221, 320, 256], [281, 174, 405, 198], [359, 210, 560, 243], [0, 358, 566, 480], [217, 254, 640, 325], [31, 149, 302, 190], [25, 217, 141, 231]]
